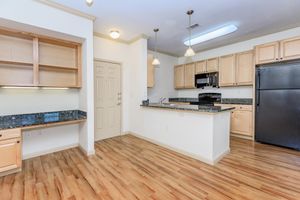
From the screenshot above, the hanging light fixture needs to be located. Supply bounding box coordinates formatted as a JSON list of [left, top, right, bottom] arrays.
[[184, 10, 196, 57], [86, 0, 93, 6], [152, 28, 160, 66]]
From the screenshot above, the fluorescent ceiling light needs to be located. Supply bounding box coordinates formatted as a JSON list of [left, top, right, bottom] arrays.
[[184, 25, 238, 46]]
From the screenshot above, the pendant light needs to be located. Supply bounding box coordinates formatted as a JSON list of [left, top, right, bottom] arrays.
[[184, 10, 195, 57], [152, 28, 160, 66], [86, 0, 93, 6]]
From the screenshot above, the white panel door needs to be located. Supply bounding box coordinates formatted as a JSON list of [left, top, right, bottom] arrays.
[[94, 61, 121, 141]]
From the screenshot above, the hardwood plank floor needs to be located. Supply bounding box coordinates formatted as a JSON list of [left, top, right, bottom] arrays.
[[1, 134, 300, 200]]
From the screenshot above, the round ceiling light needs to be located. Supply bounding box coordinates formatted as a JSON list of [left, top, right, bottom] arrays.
[[86, 0, 93, 6], [110, 30, 120, 39]]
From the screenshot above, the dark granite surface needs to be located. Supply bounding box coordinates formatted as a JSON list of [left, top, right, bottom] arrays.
[[141, 103, 234, 113], [0, 110, 87, 130], [169, 98, 253, 105]]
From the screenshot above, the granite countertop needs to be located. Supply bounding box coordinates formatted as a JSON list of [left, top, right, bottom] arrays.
[[0, 110, 87, 130], [169, 98, 253, 105], [141, 103, 234, 113]]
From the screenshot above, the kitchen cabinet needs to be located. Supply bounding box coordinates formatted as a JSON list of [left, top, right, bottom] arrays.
[[0, 129, 22, 173], [0, 28, 82, 88], [174, 65, 185, 89], [206, 58, 219, 72], [219, 54, 236, 86], [236, 51, 254, 85], [280, 36, 300, 61], [195, 60, 206, 74], [255, 36, 300, 64], [255, 42, 279, 64], [184, 63, 195, 88], [147, 54, 155, 88], [216, 104, 253, 139]]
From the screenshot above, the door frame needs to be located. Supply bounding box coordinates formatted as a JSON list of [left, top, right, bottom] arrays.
[[93, 58, 123, 141]]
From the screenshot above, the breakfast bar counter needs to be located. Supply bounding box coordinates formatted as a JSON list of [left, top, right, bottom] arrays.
[[140, 104, 234, 165]]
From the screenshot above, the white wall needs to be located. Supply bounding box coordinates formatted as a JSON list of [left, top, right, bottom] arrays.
[[0, 0, 94, 157], [147, 51, 178, 102], [176, 26, 300, 99]]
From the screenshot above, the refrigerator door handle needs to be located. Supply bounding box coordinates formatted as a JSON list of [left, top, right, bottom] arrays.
[[256, 70, 260, 106]]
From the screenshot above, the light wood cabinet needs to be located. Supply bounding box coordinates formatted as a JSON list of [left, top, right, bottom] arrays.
[[184, 63, 195, 88], [0, 129, 22, 173], [206, 58, 219, 72], [174, 65, 185, 89], [147, 54, 155, 88], [280, 36, 300, 61], [236, 51, 254, 85], [195, 60, 206, 74], [255, 42, 279, 64], [255, 36, 300, 65], [215, 104, 253, 139], [219, 54, 236, 86], [0, 28, 82, 88]]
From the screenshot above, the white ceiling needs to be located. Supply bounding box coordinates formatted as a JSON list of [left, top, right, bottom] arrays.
[[52, 0, 300, 56]]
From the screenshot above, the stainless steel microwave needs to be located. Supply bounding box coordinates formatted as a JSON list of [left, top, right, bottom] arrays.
[[195, 73, 219, 88]]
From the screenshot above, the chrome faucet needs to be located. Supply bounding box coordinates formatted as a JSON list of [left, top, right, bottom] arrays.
[[159, 97, 166, 104]]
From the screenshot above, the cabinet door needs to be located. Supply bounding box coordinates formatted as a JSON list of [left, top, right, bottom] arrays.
[[280, 36, 300, 61], [255, 42, 279, 64], [219, 54, 236, 86], [147, 54, 155, 88], [236, 51, 254, 86], [206, 58, 219, 72], [0, 138, 22, 173], [174, 65, 185, 89], [231, 110, 253, 136], [184, 63, 195, 88], [195, 60, 206, 74]]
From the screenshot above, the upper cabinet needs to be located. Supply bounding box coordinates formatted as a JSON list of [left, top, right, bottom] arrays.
[[174, 65, 185, 89], [236, 51, 254, 85], [280, 37, 300, 61], [219, 54, 236, 86], [184, 63, 196, 88], [0, 28, 82, 88], [255, 42, 279, 64], [206, 58, 219, 72], [195, 60, 206, 74], [219, 51, 254, 87], [147, 54, 155, 88], [255, 36, 300, 65]]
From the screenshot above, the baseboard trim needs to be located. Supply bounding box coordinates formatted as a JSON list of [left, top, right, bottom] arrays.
[[23, 143, 79, 160], [128, 132, 228, 165]]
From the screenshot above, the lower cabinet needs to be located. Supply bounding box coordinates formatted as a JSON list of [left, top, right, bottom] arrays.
[[0, 129, 22, 173], [216, 104, 253, 139]]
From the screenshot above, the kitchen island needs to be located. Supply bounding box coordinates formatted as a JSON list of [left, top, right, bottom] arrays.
[[139, 103, 234, 165]]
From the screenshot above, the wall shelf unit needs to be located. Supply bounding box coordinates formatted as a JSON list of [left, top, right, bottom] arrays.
[[0, 28, 82, 88]]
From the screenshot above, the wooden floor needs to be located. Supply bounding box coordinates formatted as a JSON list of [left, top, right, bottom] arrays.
[[1, 135, 300, 200]]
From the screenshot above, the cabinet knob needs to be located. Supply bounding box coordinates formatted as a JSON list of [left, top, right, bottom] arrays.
[[0, 134, 2, 137], [275, 58, 279, 60], [17, 141, 20, 143]]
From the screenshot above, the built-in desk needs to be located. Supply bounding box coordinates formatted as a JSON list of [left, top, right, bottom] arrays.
[[0, 110, 86, 176]]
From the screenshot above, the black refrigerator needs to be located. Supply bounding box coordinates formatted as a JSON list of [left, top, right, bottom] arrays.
[[255, 61, 300, 150]]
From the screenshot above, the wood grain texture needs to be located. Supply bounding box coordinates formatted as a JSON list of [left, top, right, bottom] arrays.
[[1, 135, 300, 200]]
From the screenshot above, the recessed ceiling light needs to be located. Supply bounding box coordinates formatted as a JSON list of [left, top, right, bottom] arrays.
[[110, 30, 120, 39], [86, 0, 93, 6], [184, 25, 238, 46]]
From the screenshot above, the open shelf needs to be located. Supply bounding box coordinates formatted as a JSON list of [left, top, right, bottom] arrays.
[[0, 28, 82, 88], [39, 64, 77, 71], [0, 60, 33, 66]]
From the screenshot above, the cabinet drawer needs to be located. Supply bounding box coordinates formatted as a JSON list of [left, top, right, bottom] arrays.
[[0, 128, 21, 141]]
